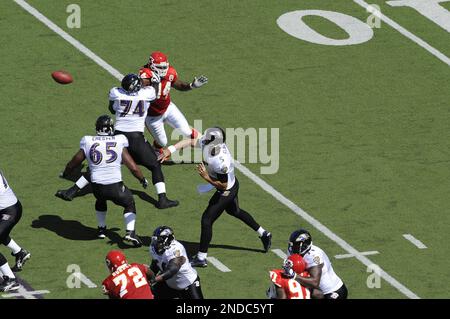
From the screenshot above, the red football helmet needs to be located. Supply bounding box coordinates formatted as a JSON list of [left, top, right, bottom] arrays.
[[285, 254, 307, 275], [149, 51, 169, 77], [105, 250, 127, 272]]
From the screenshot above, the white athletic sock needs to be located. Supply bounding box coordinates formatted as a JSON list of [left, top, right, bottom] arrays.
[[257, 227, 266, 237], [0, 262, 15, 279], [124, 212, 136, 232], [154, 182, 166, 195], [96, 211, 107, 228], [197, 252, 207, 260], [7, 239, 21, 255], [76, 176, 90, 189]]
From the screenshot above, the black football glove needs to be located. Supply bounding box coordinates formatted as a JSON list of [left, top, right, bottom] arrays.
[[141, 177, 149, 189]]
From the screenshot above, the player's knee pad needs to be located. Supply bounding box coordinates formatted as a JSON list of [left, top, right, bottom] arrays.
[[95, 200, 107, 212]]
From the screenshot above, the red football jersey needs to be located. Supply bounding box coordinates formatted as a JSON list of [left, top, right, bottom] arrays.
[[139, 65, 178, 116], [102, 263, 154, 299], [269, 269, 311, 299]]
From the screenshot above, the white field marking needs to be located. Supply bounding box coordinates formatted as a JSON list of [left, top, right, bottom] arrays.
[[14, 0, 419, 299], [271, 249, 288, 260], [2, 289, 50, 299], [403, 234, 427, 249], [206, 257, 232, 272], [335, 251, 380, 259], [74, 272, 97, 288], [354, 0, 450, 67]]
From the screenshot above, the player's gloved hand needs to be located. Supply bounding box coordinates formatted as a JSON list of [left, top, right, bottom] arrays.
[[150, 71, 161, 84], [141, 177, 149, 189], [191, 75, 208, 88], [282, 259, 296, 279]]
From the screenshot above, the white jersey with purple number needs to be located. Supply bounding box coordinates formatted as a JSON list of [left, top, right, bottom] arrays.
[[0, 171, 18, 210], [200, 142, 236, 190], [301, 245, 343, 295], [109, 86, 156, 133], [150, 240, 198, 290], [80, 134, 128, 185]]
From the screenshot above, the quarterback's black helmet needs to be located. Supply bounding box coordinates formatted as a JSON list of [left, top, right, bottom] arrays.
[[151, 226, 175, 255], [201, 127, 226, 146], [288, 229, 312, 256], [121, 73, 142, 93], [95, 115, 114, 136]]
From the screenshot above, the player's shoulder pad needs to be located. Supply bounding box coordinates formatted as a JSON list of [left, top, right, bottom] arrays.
[[167, 66, 177, 82], [269, 269, 283, 287], [109, 87, 120, 100]]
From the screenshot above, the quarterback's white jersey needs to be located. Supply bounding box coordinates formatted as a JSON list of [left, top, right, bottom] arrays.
[[199, 141, 236, 190], [150, 240, 198, 290], [301, 245, 344, 295], [109, 86, 156, 133], [0, 171, 18, 210], [80, 134, 128, 185]]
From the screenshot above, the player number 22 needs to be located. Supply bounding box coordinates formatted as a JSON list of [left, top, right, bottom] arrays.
[[112, 267, 147, 298]]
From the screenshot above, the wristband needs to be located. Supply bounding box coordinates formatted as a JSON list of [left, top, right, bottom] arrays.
[[168, 145, 177, 154]]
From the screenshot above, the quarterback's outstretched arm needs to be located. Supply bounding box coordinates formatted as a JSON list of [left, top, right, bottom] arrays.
[[158, 136, 200, 163]]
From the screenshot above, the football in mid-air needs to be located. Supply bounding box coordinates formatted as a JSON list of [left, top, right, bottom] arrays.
[[51, 70, 73, 84]]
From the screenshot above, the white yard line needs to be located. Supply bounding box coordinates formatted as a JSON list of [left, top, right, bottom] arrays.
[[74, 272, 98, 288], [271, 249, 288, 260], [206, 257, 232, 272], [335, 251, 379, 259], [403, 234, 427, 249], [354, 0, 450, 67], [2, 289, 50, 299], [14, 0, 421, 299]]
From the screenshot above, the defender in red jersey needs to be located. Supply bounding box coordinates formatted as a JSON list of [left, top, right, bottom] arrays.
[[267, 254, 311, 299], [102, 250, 154, 299], [139, 51, 208, 150]]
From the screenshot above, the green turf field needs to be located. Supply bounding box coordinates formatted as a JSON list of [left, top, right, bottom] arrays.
[[0, 0, 449, 299]]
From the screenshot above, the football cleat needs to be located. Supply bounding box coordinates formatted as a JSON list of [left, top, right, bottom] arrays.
[[123, 230, 143, 247], [98, 226, 107, 239], [55, 185, 79, 201], [260, 231, 272, 253], [0, 276, 20, 292], [12, 249, 31, 271], [156, 194, 179, 209], [190, 255, 208, 268]]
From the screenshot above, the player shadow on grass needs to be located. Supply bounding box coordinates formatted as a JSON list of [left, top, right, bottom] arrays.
[[138, 237, 265, 255], [31, 215, 141, 249]]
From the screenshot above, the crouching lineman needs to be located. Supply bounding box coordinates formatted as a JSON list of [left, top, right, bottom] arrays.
[[267, 254, 311, 299], [149, 226, 203, 299], [158, 127, 272, 267], [288, 229, 348, 299], [102, 250, 154, 299], [60, 115, 147, 246], [0, 170, 31, 292]]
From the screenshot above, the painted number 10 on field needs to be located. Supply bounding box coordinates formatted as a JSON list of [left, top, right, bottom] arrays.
[[277, 0, 450, 46]]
